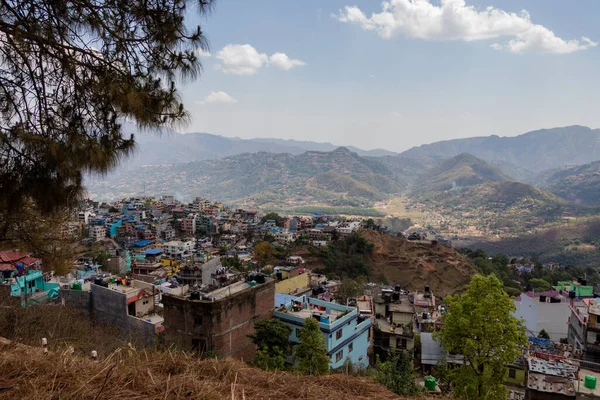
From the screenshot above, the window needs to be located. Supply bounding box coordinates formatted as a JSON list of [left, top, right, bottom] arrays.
[[348, 343, 353, 353], [336, 329, 343, 340], [336, 350, 343, 362], [508, 369, 517, 379], [296, 328, 301, 338]]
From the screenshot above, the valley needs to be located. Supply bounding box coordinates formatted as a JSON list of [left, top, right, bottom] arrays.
[[86, 125, 600, 266]]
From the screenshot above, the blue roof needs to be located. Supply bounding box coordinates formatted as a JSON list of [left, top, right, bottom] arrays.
[[133, 239, 152, 247], [145, 249, 163, 255]]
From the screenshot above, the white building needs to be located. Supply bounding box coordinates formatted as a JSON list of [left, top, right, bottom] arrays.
[[274, 230, 296, 244], [78, 210, 93, 225], [164, 240, 195, 258], [88, 225, 106, 242], [514, 292, 571, 342]]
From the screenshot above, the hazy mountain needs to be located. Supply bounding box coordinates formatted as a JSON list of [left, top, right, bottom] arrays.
[[86, 147, 405, 205], [538, 161, 600, 206], [118, 126, 397, 170], [248, 138, 397, 157], [399, 125, 600, 172], [412, 153, 511, 194]]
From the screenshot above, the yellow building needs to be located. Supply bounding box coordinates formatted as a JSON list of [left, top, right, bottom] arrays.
[[274, 270, 310, 295]]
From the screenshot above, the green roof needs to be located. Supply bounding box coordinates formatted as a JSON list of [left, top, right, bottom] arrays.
[[576, 286, 594, 298]]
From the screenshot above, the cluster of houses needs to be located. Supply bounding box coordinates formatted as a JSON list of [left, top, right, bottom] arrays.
[[6, 194, 600, 397]]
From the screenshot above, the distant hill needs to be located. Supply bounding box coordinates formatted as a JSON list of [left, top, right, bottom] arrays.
[[539, 161, 600, 206], [118, 125, 397, 169], [412, 153, 510, 194], [248, 137, 397, 157], [399, 125, 600, 172], [456, 217, 600, 268], [86, 147, 405, 206], [416, 181, 567, 235]]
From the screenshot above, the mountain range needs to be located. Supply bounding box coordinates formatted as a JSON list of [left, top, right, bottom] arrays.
[[88, 147, 404, 208], [399, 125, 600, 173], [120, 127, 396, 170], [89, 125, 600, 212]]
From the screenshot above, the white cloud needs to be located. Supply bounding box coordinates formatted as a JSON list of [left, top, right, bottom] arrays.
[[197, 48, 211, 57], [199, 91, 238, 105], [215, 44, 305, 75], [216, 44, 269, 75], [335, 0, 596, 54], [269, 53, 306, 71]]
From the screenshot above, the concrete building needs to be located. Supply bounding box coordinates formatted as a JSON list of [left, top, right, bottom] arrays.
[[273, 295, 372, 369], [89, 225, 106, 242], [164, 240, 195, 259], [514, 291, 571, 341], [162, 275, 275, 360], [568, 299, 600, 361], [568, 300, 589, 352], [181, 214, 197, 234], [373, 286, 415, 361], [59, 279, 165, 345], [105, 256, 128, 275], [273, 267, 310, 296]]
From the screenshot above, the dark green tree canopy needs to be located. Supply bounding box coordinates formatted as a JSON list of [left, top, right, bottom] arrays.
[[249, 318, 292, 353], [293, 317, 330, 375], [0, 0, 214, 218]]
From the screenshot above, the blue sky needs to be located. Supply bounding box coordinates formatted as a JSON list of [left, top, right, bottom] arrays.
[[178, 0, 600, 152]]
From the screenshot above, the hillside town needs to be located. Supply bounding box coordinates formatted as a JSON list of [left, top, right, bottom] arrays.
[[2, 195, 600, 399]]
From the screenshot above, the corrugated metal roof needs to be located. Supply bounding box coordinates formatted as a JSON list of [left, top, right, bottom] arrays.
[[421, 332, 464, 366]]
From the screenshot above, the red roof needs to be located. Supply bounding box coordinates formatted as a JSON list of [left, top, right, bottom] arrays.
[[0, 263, 15, 271], [0, 251, 31, 263], [127, 289, 152, 304], [19, 257, 41, 266]]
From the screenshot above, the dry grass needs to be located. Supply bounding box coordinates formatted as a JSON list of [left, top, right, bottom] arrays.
[[0, 340, 406, 400]]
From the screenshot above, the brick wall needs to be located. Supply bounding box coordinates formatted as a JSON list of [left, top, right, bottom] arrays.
[[163, 279, 275, 361]]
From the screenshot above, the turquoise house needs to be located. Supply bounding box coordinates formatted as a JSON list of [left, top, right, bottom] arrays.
[[9, 270, 58, 297], [273, 295, 372, 369]]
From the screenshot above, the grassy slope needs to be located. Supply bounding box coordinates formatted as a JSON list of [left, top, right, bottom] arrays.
[[0, 340, 401, 400]]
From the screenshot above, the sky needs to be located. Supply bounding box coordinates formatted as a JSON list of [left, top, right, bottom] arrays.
[[178, 0, 600, 152]]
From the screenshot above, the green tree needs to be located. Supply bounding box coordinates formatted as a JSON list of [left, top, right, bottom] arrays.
[[249, 318, 292, 371], [334, 278, 361, 304], [373, 350, 421, 396], [293, 318, 330, 375], [253, 241, 276, 268], [435, 353, 453, 395], [538, 329, 550, 340], [0, 0, 215, 221], [529, 278, 552, 292], [261, 212, 283, 227], [92, 248, 110, 267], [436, 274, 527, 400]]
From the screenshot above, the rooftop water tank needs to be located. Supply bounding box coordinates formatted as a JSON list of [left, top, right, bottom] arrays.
[[585, 375, 597, 389]]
